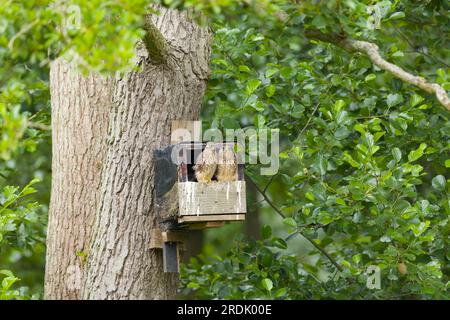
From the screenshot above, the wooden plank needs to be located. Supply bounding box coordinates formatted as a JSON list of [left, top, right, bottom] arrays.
[[162, 230, 188, 243], [150, 228, 163, 249], [178, 214, 245, 223], [171, 120, 202, 144], [185, 221, 225, 230], [204, 221, 225, 228], [178, 181, 246, 216], [150, 229, 189, 249]]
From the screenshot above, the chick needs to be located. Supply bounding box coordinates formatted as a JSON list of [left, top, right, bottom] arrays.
[[193, 142, 217, 183], [216, 144, 237, 182]]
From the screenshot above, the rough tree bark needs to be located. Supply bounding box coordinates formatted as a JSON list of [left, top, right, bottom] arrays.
[[45, 7, 211, 299]]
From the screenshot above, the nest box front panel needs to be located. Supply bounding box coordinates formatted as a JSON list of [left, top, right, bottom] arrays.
[[178, 181, 246, 216], [154, 141, 246, 223]]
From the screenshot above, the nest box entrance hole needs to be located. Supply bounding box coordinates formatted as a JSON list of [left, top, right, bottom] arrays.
[[180, 141, 243, 183]]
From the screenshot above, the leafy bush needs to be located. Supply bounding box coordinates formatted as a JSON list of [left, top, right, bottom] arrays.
[[181, 0, 449, 300], [0, 179, 45, 299]]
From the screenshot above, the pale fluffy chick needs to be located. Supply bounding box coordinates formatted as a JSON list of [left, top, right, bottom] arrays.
[[193, 142, 217, 183], [216, 145, 237, 182]]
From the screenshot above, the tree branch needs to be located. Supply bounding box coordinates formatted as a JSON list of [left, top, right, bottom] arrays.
[[8, 19, 39, 50], [305, 28, 450, 111], [248, 177, 285, 219], [247, 176, 343, 271], [142, 18, 168, 64], [27, 121, 51, 131]]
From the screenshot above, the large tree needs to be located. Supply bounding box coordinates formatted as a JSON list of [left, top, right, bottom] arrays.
[[44, 7, 211, 299]]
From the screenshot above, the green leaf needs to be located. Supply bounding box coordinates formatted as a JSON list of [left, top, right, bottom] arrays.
[[271, 237, 288, 249], [354, 123, 366, 134], [410, 94, 424, 107], [305, 192, 315, 201], [352, 254, 361, 264], [334, 99, 345, 112], [238, 65, 251, 73], [291, 104, 305, 119], [408, 143, 427, 162], [311, 15, 327, 29], [265, 84, 276, 97], [387, 93, 403, 107], [280, 67, 293, 79], [283, 218, 296, 228], [445, 159, 450, 168], [265, 68, 278, 78], [248, 100, 265, 112], [437, 68, 445, 78], [343, 152, 360, 168], [364, 74, 376, 82], [274, 288, 287, 298], [261, 278, 273, 292], [0, 270, 15, 278], [392, 147, 402, 162], [388, 12, 405, 20], [374, 131, 385, 141], [410, 221, 430, 237], [432, 175, 446, 191], [262, 225, 272, 240], [245, 79, 261, 96], [211, 58, 229, 67], [187, 282, 200, 289]]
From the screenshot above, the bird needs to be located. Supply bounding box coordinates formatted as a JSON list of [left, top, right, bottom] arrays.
[[216, 144, 237, 182], [193, 142, 217, 183]]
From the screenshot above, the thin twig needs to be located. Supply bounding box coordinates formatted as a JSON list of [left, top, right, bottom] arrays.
[[263, 174, 277, 194], [393, 26, 450, 69], [248, 177, 286, 219], [251, 198, 266, 207], [8, 20, 39, 50], [27, 121, 51, 131], [247, 176, 343, 271], [300, 232, 343, 271], [298, 102, 320, 139]]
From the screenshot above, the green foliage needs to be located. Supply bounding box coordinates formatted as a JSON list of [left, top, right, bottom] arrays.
[[0, 179, 44, 299], [0, 270, 21, 300], [182, 0, 450, 299], [0, 0, 153, 298], [181, 234, 307, 299], [1, 0, 449, 299]]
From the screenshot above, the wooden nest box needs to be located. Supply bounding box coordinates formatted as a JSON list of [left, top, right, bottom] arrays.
[[154, 141, 246, 229], [152, 121, 247, 273]]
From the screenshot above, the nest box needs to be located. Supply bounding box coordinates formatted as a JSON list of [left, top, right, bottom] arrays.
[[151, 121, 247, 273], [154, 141, 247, 227]]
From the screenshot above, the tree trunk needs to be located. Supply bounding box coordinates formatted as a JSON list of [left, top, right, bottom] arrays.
[[45, 7, 211, 300]]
